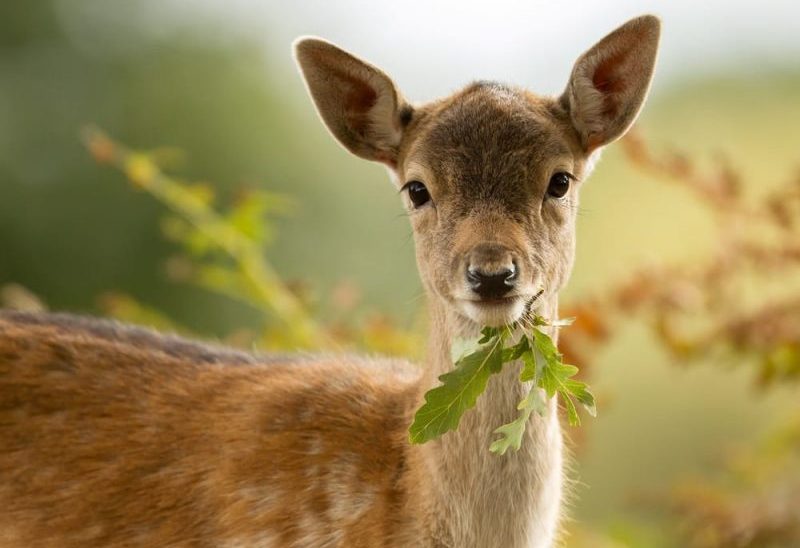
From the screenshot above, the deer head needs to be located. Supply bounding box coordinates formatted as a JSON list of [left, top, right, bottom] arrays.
[[295, 15, 660, 329]]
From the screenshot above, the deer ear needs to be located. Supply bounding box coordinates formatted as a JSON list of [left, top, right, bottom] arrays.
[[562, 15, 661, 153], [294, 37, 408, 166]]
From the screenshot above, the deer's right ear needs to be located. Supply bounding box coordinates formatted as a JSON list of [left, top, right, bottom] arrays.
[[294, 37, 408, 167]]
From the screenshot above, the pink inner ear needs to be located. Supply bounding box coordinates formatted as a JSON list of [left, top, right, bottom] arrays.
[[591, 49, 631, 119], [345, 79, 377, 117], [328, 67, 397, 168], [325, 65, 378, 138]]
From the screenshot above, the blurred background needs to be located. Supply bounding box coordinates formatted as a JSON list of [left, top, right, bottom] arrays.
[[2, 1, 799, 546]]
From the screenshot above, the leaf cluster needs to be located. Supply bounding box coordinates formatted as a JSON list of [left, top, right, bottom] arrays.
[[409, 316, 596, 454]]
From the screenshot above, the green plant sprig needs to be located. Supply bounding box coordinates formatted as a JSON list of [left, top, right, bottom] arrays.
[[408, 315, 596, 455]]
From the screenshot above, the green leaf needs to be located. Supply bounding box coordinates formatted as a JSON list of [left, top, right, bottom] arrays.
[[409, 316, 596, 453], [519, 344, 538, 382], [564, 378, 597, 417], [562, 390, 580, 426], [409, 333, 506, 444], [490, 386, 546, 455], [532, 314, 550, 327], [495, 324, 588, 449], [502, 335, 530, 363], [531, 328, 562, 374], [478, 326, 503, 344], [450, 336, 484, 363], [531, 326, 596, 426]]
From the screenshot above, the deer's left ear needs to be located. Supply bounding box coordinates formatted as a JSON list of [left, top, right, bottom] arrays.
[[561, 15, 661, 153]]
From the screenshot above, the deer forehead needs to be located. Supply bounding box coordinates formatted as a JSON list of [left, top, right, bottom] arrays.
[[400, 83, 582, 203]]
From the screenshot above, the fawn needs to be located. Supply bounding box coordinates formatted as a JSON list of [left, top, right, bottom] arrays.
[[0, 15, 660, 548]]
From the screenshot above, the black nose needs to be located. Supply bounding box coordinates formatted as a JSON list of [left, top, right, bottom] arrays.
[[467, 264, 517, 300]]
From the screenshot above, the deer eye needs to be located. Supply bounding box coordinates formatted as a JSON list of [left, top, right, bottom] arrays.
[[404, 181, 431, 208], [547, 172, 572, 199]]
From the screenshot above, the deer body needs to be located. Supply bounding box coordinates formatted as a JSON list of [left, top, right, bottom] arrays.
[[0, 15, 660, 547], [0, 312, 421, 546], [0, 308, 559, 547]]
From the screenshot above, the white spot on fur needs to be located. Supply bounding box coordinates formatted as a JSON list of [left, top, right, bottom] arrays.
[[293, 512, 326, 547], [222, 531, 280, 548], [325, 453, 376, 525], [307, 436, 323, 456], [236, 486, 280, 516]]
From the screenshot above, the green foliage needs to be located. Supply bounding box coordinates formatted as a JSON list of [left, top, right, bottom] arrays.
[[85, 128, 331, 349], [527, 319, 596, 426], [409, 316, 596, 454], [489, 382, 546, 455], [408, 328, 506, 445], [82, 128, 421, 357]]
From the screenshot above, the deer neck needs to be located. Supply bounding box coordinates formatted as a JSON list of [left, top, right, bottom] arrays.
[[415, 295, 564, 548]]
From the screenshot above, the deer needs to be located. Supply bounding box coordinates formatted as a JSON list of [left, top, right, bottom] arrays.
[[0, 15, 660, 548]]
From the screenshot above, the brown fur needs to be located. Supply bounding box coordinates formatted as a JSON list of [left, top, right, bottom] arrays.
[[0, 15, 660, 548], [0, 311, 421, 547]]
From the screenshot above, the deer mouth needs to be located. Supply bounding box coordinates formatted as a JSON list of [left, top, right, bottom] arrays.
[[459, 294, 528, 327], [473, 296, 518, 306], [457, 289, 544, 327]]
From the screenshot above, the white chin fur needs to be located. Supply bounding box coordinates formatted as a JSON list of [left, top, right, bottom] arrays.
[[461, 299, 527, 327]]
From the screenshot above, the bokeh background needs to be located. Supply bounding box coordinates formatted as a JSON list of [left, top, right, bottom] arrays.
[[2, 1, 799, 546]]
